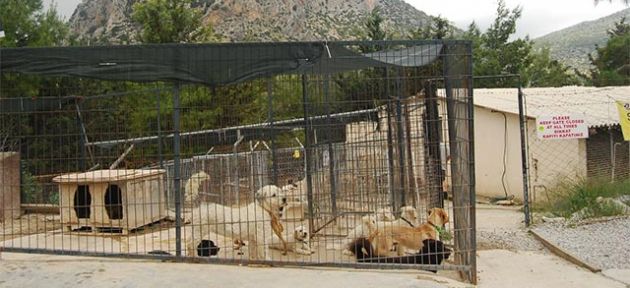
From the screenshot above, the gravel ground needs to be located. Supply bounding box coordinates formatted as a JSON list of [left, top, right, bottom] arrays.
[[532, 217, 630, 270], [477, 229, 544, 251]]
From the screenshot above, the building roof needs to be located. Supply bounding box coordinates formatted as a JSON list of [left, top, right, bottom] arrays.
[[53, 169, 165, 183], [468, 86, 630, 128]]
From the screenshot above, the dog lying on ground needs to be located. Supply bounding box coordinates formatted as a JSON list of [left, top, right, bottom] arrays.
[[269, 225, 314, 255], [369, 207, 449, 257], [179, 185, 297, 261], [340, 206, 418, 255], [349, 237, 451, 273], [197, 240, 220, 257]]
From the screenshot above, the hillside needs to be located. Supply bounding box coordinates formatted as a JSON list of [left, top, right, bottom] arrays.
[[68, 0, 435, 43], [533, 8, 630, 72]]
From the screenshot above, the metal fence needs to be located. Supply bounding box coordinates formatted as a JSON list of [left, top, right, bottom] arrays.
[[520, 87, 630, 206], [0, 41, 476, 282]]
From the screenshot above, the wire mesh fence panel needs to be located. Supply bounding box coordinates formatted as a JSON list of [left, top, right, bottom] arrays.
[[0, 41, 475, 281], [508, 87, 630, 208]]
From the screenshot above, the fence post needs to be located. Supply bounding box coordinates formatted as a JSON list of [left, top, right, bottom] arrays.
[[518, 84, 531, 226], [384, 68, 396, 212], [173, 82, 183, 257], [444, 43, 476, 284], [267, 79, 278, 186], [395, 67, 407, 208], [324, 74, 338, 217], [157, 90, 164, 170], [302, 74, 315, 235]]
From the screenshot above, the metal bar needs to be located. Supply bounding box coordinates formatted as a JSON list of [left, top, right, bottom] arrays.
[[75, 103, 94, 170], [109, 144, 135, 169], [233, 132, 244, 206], [443, 44, 474, 283], [157, 90, 164, 169], [385, 68, 396, 211], [466, 43, 478, 285], [86, 108, 379, 147], [173, 82, 182, 257], [518, 84, 531, 226], [302, 74, 315, 236], [324, 74, 338, 217], [395, 67, 406, 208], [268, 78, 278, 186]]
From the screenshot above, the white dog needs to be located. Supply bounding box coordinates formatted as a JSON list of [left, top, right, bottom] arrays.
[[270, 225, 314, 255], [184, 185, 291, 261], [184, 171, 210, 203]]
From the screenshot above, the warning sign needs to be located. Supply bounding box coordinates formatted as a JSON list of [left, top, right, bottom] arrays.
[[536, 115, 588, 140]]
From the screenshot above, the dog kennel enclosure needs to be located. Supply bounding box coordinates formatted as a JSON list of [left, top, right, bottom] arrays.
[[0, 41, 476, 282]]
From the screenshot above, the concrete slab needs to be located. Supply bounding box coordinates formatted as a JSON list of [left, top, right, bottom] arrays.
[[477, 250, 625, 288], [602, 269, 630, 285], [0, 252, 468, 288]]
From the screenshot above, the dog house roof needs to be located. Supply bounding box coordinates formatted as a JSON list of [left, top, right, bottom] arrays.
[[53, 169, 165, 183]]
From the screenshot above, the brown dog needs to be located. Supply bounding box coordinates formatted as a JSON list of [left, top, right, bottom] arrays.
[[369, 207, 449, 257]]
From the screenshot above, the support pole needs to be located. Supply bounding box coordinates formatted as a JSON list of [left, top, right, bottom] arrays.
[[395, 68, 406, 208], [173, 82, 183, 257], [324, 74, 338, 217], [302, 75, 315, 235], [267, 79, 278, 186], [385, 69, 396, 211], [518, 84, 531, 226], [157, 91, 164, 169]]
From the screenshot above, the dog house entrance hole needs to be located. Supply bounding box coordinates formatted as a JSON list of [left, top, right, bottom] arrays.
[[73, 185, 91, 219], [105, 184, 123, 220]]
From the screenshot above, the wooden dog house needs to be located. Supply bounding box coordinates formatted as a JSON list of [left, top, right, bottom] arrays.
[[0, 152, 21, 222], [53, 169, 167, 234]]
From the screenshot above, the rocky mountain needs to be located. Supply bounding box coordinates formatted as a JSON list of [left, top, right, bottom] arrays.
[[533, 8, 630, 72], [68, 0, 434, 43]]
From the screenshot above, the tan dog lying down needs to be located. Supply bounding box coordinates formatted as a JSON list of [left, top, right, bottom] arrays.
[[340, 206, 417, 255], [368, 207, 449, 257]]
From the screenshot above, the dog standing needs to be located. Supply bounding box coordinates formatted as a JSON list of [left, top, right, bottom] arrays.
[[182, 185, 293, 261]]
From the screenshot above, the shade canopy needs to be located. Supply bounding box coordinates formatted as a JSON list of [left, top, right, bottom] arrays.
[[0, 41, 443, 86]]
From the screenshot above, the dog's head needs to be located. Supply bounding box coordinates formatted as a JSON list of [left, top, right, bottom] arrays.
[[293, 225, 309, 242], [280, 180, 306, 205], [361, 215, 378, 233], [191, 171, 210, 181], [400, 206, 419, 226], [427, 208, 449, 227], [375, 208, 395, 221], [255, 185, 289, 217]]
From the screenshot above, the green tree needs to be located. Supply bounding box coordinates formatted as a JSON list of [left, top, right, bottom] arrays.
[[409, 16, 454, 40], [469, 0, 579, 87], [527, 47, 583, 86], [366, 7, 387, 42], [0, 0, 67, 47], [131, 0, 221, 43], [589, 17, 630, 86]]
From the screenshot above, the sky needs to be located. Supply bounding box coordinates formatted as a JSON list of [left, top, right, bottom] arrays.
[[44, 0, 629, 39]]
